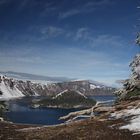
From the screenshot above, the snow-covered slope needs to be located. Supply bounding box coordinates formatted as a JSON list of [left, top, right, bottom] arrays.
[[90, 84, 101, 89], [0, 76, 24, 99]]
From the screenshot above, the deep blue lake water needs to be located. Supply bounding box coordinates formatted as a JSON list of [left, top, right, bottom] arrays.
[[5, 95, 116, 125]]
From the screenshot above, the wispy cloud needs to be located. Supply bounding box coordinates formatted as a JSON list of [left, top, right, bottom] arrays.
[[60, 27, 92, 42], [0, 0, 10, 5], [41, 1, 60, 16], [66, 28, 128, 55], [0, 45, 46, 65], [59, 9, 81, 19], [90, 34, 130, 53], [59, 0, 113, 19], [0, 38, 131, 86], [0, 25, 66, 44], [28, 25, 65, 40], [85, 0, 112, 7], [74, 28, 90, 40], [39, 26, 64, 38]]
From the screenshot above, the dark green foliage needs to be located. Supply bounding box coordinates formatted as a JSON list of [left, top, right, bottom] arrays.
[[123, 88, 140, 100], [91, 88, 116, 95], [0, 101, 5, 106], [0, 76, 2, 83], [0, 90, 3, 95], [136, 33, 140, 46], [0, 101, 7, 117]]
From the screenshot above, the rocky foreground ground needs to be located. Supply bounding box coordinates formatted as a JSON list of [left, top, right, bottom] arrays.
[[0, 117, 139, 140], [0, 99, 140, 140]]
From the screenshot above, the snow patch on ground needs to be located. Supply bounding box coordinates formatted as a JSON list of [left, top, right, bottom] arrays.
[[120, 116, 140, 135], [111, 107, 140, 134]]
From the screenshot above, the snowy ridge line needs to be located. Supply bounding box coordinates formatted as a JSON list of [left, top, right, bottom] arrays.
[[53, 90, 87, 99], [76, 90, 87, 99], [53, 89, 68, 99]]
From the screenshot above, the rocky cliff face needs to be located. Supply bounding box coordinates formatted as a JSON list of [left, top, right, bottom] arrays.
[[117, 53, 140, 100], [0, 75, 115, 99], [46, 80, 115, 96]]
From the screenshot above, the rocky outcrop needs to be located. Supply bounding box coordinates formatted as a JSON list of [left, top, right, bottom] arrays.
[[46, 80, 115, 96], [116, 37, 140, 100], [59, 105, 115, 121]]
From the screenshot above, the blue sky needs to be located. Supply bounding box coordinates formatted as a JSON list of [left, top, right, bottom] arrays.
[[0, 0, 140, 86]]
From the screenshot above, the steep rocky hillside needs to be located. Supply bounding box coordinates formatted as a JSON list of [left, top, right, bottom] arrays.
[[32, 90, 96, 109]]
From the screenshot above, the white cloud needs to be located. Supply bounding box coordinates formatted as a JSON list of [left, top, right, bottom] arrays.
[[0, 43, 130, 86], [41, 2, 58, 16], [90, 34, 130, 54], [59, 0, 113, 19], [29, 25, 64, 39], [0, 45, 48, 70], [62, 27, 92, 42], [85, 0, 112, 7], [75, 28, 90, 40], [59, 9, 81, 19], [0, 25, 65, 43], [40, 26, 64, 38]]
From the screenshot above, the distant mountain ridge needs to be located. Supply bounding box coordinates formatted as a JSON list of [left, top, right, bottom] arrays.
[[0, 72, 116, 99], [0, 77, 115, 100], [0, 71, 74, 82]]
